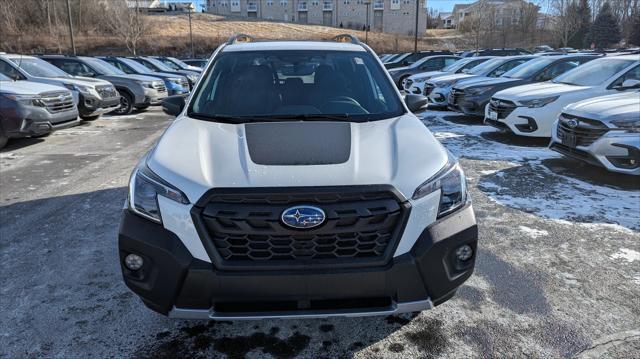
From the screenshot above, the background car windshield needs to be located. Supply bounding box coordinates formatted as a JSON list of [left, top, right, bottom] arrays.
[[12, 58, 70, 78], [441, 59, 468, 72], [553, 58, 635, 86], [145, 58, 174, 72], [84, 58, 125, 76], [190, 50, 404, 121], [121, 58, 153, 74], [503, 57, 555, 79], [467, 58, 504, 75], [169, 57, 190, 67]]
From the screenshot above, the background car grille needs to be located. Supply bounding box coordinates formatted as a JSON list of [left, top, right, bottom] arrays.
[[153, 82, 167, 93], [556, 113, 609, 146], [489, 98, 517, 119], [193, 187, 410, 271], [424, 83, 435, 95], [450, 88, 464, 105], [96, 85, 118, 99], [41, 91, 75, 113]]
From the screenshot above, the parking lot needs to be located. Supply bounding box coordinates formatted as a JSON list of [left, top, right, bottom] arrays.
[[1, 107, 638, 358]]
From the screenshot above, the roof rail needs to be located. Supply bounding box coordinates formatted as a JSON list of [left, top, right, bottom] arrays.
[[226, 34, 254, 45], [332, 34, 361, 44]]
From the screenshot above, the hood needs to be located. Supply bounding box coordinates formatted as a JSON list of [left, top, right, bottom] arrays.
[[105, 74, 163, 82], [147, 115, 449, 203], [409, 71, 444, 81], [62, 76, 111, 87], [185, 65, 202, 72], [494, 82, 589, 101], [456, 76, 520, 89], [564, 91, 640, 122], [144, 72, 183, 80], [428, 73, 474, 84], [389, 66, 410, 73], [0, 80, 69, 95]]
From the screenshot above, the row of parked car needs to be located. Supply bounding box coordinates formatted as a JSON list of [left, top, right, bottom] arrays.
[[382, 51, 640, 176], [0, 53, 205, 149]]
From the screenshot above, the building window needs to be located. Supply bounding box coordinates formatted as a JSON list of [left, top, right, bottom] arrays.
[[267, 0, 274, 5], [280, 0, 288, 6], [390, 0, 400, 10]]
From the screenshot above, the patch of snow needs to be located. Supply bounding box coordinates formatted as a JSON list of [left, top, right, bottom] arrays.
[[610, 248, 640, 263], [518, 226, 549, 238]]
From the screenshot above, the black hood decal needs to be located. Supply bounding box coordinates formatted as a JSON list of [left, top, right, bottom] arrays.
[[245, 122, 351, 166]]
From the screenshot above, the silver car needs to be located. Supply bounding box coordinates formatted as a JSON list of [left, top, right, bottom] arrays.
[[0, 74, 79, 148], [550, 89, 640, 175]]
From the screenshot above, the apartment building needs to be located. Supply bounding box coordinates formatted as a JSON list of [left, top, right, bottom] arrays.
[[205, 0, 427, 36], [452, 0, 541, 29]]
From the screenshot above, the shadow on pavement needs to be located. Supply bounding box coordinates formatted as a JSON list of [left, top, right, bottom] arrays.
[[541, 158, 640, 191], [442, 114, 484, 125], [481, 131, 551, 148], [1, 137, 45, 152]]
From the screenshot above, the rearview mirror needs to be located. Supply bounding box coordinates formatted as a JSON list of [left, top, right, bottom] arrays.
[[405, 94, 428, 112], [162, 95, 185, 116], [619, 79, 640, 90]]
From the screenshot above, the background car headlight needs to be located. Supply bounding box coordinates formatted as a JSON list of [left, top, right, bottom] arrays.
[[434, 81, 450, 88], [412, 155, 467, 218], [64, 83, 90, 93], [610, 119, 640, 133], [519, 96, 559, 108], [128, 161, 189, 223], [137, 81, 155, 89], [2, 94, 46, 106], [465, 86, 493, 96]]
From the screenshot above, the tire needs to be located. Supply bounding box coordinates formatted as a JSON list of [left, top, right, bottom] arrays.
[[80, 114, 100, 121], [134, 105, 150, 111], [112, 92, 134, 116], [0, 127, 8, 150]]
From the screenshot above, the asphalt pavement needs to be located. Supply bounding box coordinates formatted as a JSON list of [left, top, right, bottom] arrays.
[[1, 108, 638, 358]]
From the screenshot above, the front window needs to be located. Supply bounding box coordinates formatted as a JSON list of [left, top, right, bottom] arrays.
[[83, 58, 126, 76], [121, 58, 154, 74], [157, 58, 181, 70], [142, 58, 174, 72], [189, 50, 404, 122], [9, 57, 71, 78], [553, 58, 636, 87], [467, 58, 504, 75], [503, 57, 555, 79]]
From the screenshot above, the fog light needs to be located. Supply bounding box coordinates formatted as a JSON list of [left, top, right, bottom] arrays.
[[124, 253, 144, 271], [455, 245, 473, 261]]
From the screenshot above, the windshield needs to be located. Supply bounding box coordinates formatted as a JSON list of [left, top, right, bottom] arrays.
[[169, 57, 190, 68], [467, 58, 504, 75], [154, 58, 180, 70], [84, 58, 125, 75], [553, 58, 635, 86], [189, 50, 404, 122], [11, 57, 70, 78], [143, 57, 174, 72], [503, 57, 555, 79], [121, 58, 153, 74]]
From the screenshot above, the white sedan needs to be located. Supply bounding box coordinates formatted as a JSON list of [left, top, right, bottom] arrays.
[[485, 55, 640, 137]]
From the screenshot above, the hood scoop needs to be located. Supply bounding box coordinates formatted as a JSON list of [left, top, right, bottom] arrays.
[[245, 122, 351, 166]]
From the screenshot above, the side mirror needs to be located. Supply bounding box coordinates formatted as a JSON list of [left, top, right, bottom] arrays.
[[162, 95, 185, 116], [405, 94, 428, 112], [620, 79, 640, 90]]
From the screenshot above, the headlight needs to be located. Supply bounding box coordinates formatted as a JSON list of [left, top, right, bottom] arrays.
[[412, 155, 467, 218], [610, 119, 640, 133], [137, 81, 155, 89], [64, 83, 90, 93], [128, 161, 189, 223], [518, 96, 559, 108], [186, 74, 198, 83], [169, 78, 183, 85], [2, 94, 46, 106], [435, 81, 450, 88], [465, 86, 493, 96]]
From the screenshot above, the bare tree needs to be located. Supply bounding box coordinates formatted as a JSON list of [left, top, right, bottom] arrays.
[[105, 0, 149, 55], [550, 0, 581, 46], [459, 0, 494, 50]]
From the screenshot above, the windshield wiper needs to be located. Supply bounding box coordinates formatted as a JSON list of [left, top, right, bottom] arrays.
[[187, 112, 254, 123]]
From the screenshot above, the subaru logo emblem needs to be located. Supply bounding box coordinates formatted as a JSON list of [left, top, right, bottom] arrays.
[[58, 94, 66, 102], [281, 206, 326, 229], [567, 119, 579, 128]]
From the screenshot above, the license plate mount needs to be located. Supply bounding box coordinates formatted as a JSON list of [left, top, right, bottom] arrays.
[[488, 111, 498, 121]]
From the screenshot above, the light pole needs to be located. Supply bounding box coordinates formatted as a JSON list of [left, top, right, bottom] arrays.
[[414, 0, 420, 54], [364, 1, 370, 44], [188, 5, 194, 58], [66, 0, 76, 54]]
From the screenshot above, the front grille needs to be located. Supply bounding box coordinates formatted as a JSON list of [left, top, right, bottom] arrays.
[[153, 82, 167, 93], [488, 98, 517, 119], [424, 83, 435, 96], [403, 78, 413, 90], [450, 88, 464, 105], [556, 113, 609, 147], [96, 85, 118, 99], [192, 187, 410, 271], [41, 91, 75, 113]]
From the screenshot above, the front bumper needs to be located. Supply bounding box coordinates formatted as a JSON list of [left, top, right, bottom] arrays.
[[142, 88, 168, 106], [427, 86, 451, 108], [78, 93, 121, 117], [118, 203, 478, 319], [484, 103, 558, 138], [455, 95, 489, 116], [550, 126, 640, 176]]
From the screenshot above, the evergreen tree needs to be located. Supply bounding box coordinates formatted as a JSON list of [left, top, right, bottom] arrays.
[[629, 11, 640, 46], [568, 0, 591, 49], [587, 2, 621, 49]]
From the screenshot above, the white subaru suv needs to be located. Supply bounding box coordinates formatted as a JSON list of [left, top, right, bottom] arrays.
[[118, 35, 478, 320], [550, 91, 640, 175], [486, 55, 639, 137]]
